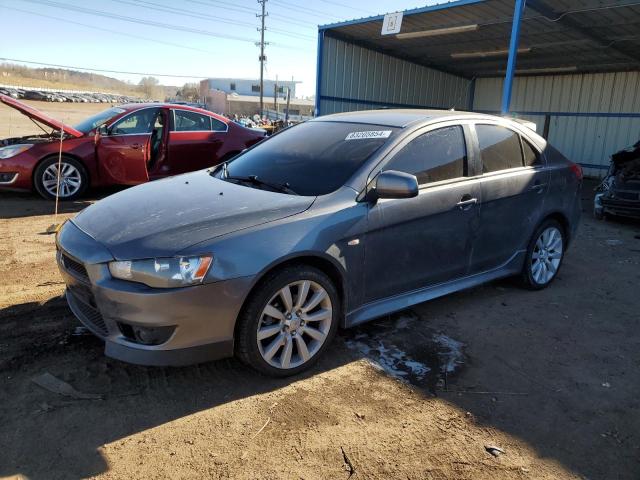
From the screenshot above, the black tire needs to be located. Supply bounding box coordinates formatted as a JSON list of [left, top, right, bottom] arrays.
[[520, 218, 566, 290], [34, 156, 89, 201], [235, 265, 340, 377]]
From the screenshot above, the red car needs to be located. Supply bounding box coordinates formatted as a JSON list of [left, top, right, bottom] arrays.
[[0, 94, 265, 199]]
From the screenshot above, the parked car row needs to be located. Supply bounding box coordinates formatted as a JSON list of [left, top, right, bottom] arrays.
[[0, 94, 266, 199], [0, 86, 142, 104], [52, 109, 583, 376]]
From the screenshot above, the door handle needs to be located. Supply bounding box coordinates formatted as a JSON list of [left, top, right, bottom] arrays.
[[530, 182, 547, 193], [456, 196, 478, 211], [131, 143, 141, 149]]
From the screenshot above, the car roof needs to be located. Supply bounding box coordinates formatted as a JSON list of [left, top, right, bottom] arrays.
[[310, 109, 506, 128], [118, 103, 229, 122]]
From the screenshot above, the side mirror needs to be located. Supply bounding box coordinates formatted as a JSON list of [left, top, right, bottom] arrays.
[[97, 124, 109, 136], [372, 170, 419, 200]]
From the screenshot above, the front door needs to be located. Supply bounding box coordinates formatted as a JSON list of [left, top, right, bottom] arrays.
[[97, 107, 159, 185], [469, 123, 549, 273], [363, 124, 481, 304], [166, 109, 227, 175]]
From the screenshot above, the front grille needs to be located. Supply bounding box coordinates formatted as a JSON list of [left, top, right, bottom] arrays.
[[615, 191, 639, 201], [61, 253, 90, 283], [67, 291, 109, 337]]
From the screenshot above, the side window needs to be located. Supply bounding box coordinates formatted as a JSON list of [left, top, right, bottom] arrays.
[[384, 126, 467, 185], [476, 124, 523, 173], [211, 117, 228, 132], [521, 138, 541, 167], [173, 110, 212, 131], [111, 108, 158, 135]]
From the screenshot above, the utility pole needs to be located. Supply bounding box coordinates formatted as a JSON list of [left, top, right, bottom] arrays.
[[285, 86, 291, 124], [257, 0, 268, 117], [274, 74, 278, 119]]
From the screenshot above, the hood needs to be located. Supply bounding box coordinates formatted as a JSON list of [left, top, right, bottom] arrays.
[[611, 140, 640, 167], [0, 93, 83, 138], [72, 170, 315, 260]]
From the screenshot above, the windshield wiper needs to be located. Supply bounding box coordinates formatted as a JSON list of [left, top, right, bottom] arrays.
[[225, 174, 298, 195]]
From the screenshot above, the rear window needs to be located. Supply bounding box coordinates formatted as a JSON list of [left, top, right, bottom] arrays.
[[522, 138, 541, 167], [173, 110, 212, 131], [477, 124, 523, 173], [223, 121, 398, 196]]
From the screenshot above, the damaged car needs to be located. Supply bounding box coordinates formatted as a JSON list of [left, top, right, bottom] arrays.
[[594, 141, 640, 220], [0, 94, 265, 199], [56, 109, 582, 376]]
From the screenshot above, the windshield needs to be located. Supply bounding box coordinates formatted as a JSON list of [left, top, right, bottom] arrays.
[[74, 107, 126, 133], [219, 121, 398, 196]]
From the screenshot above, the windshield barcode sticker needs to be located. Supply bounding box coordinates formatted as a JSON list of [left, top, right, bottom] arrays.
[[345, 130, 392, 141]]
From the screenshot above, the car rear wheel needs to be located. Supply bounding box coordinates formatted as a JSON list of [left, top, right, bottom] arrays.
[[235, 265, 339, 377], [34, 156, 88, 201], [521, 219, 565, 290]]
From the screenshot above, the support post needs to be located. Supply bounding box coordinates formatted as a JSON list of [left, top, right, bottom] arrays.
[[315, 29, 325, 117], [468, 77, 476, 111], [501, 0, 526, 115]]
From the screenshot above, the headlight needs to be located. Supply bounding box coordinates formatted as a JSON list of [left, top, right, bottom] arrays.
[[0, 144, 34, 159], [108, 255, 213, 288]]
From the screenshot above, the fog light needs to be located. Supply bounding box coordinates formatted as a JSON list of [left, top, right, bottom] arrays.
[[118, 323, 175, 346], [0, 172, 17, 183]]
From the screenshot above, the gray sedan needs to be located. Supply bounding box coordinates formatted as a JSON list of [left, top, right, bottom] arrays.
[[56, 109, 582, 376]]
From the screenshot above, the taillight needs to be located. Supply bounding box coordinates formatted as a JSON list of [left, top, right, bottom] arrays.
[[569, 162, 583, 181]]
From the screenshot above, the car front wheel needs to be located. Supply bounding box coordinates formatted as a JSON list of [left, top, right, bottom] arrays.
[[34, 156, 88, 201], [521, 219, 565, 289], [236, 265, 339, 376]]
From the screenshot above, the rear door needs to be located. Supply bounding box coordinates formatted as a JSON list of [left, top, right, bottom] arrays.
[[363, 123, 482, 303], [167, 109, 228, 174], [96, 107, 159, 185], [469, 123, 549, 273]]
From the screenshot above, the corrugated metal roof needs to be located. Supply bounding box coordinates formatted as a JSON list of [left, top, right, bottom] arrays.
[[320, 0, 640, 78]]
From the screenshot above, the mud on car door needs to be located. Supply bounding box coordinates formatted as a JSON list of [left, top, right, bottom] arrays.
[[96, 108, 160, 185]]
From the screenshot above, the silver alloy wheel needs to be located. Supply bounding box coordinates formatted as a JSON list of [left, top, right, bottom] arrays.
[[42, 162, 82, 198], [531, 226, 563, 285], [257, 280, 333, 369]]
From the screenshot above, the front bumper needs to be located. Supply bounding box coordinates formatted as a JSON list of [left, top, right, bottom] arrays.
[[56, 222, 254, 366], [596, 192, 640, 219]]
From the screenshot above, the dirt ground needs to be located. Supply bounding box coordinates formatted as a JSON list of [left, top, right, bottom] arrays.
[[0, 100, 114, 139], [0, 180, 639, 480]]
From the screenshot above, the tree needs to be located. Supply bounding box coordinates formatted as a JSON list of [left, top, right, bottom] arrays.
[[177, 82, 199, 102], [138, 76, 161, 100]]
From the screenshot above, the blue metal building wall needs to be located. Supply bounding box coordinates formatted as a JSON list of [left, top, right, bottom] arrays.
[[317, 35, 471, 116], [473, 73, 640, 177]]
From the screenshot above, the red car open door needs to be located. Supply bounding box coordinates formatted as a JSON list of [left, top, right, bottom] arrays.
[[96, 107, 160, 185]]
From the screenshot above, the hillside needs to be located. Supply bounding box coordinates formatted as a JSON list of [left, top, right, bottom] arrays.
[[0, 63, 178, 98]]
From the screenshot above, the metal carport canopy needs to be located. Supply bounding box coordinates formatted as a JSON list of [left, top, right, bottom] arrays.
[[317, 0, 640, 111]]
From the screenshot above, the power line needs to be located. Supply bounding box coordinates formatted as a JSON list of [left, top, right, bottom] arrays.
[[19, 0, 271, 45], [270, 0, 344, 20], [317, 0, 377, 15], [189, 0, 315, 28], [0, 57, 214, 79], [118, 0, 314, 40], [2, 6, 219, 56]]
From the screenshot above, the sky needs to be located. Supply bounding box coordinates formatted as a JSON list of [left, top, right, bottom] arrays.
[[0, 0, 441, 97]]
